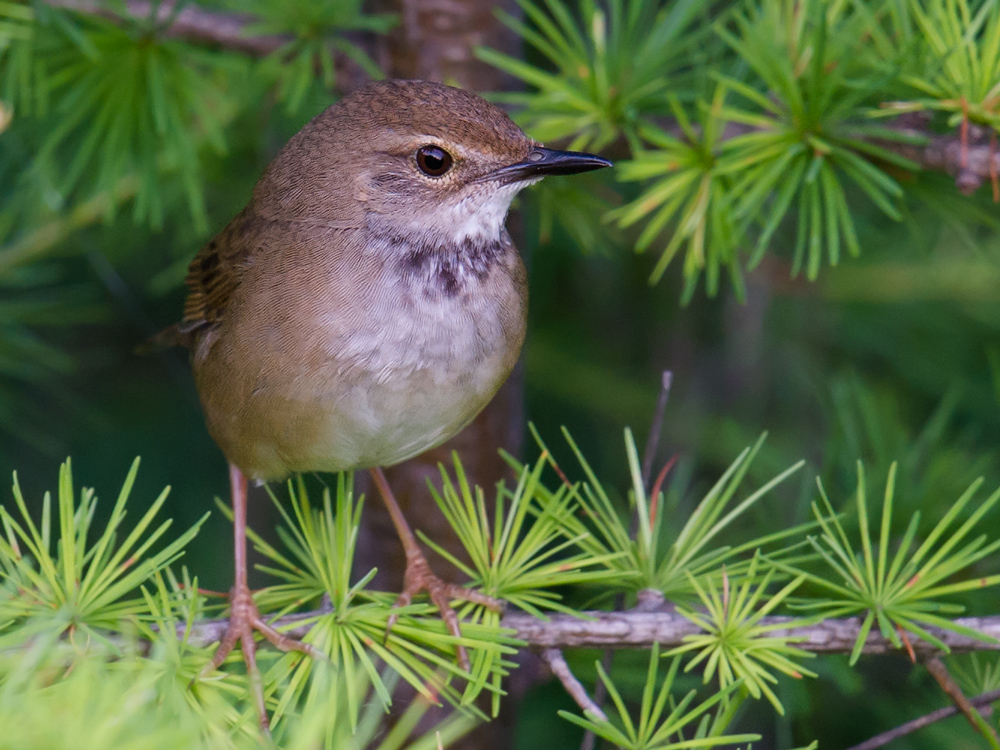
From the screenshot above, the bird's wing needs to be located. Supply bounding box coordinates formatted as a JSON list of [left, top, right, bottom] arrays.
[[143, 210, 361, 351], [137, 211, 256, 352], [183, 209, 257, 330]]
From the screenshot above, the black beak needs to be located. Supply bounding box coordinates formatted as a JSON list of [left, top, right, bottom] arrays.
[[488, 147, 612, 183]]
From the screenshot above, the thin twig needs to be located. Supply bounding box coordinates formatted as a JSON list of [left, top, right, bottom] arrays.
[[582, 373, 674, 750], [873, 118, 1000, 197], [640, 371, 673, 491], [41, 0, 374, 90], [581, 373, 674, 750], [847, 687, 1000, 750], [44, 0, 290, 56], [541, 648, 607, 721], [924, 656, 1000, 746]]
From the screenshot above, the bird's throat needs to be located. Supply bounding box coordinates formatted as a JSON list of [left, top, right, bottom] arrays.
[[383, 231, 511, 298]]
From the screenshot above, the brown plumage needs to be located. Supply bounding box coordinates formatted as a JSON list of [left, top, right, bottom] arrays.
[[160, 79, 610, 731]]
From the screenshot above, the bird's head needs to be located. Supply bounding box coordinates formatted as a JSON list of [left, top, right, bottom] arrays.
[[251, 79, 611, 245]]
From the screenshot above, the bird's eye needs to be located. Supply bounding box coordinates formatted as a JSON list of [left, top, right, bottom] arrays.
[[416, 145, 453, 177]]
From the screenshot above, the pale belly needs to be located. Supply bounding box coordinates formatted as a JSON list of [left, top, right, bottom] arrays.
[[195, 258, 526, 481], [284, 344, 510, 473]]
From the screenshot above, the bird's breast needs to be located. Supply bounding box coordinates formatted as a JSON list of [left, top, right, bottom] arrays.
[[330, 232, 525, 384], [197, 231, 527, 480]]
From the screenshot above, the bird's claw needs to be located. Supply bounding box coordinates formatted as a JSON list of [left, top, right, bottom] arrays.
[[386, 551, 503, 672], [196, 583, 324, 732]]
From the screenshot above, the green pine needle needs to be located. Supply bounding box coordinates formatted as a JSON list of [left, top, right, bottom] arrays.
[[417, 450, 623, 713], [612, 88, 741, 297], [236, 473, 512, 726], [781, 462, 1000, 664], [0, 457, 207, 650], [558, 645, 760, 750], [667, 554, 816, 714], [531, 426, 809, 602], [885, 0, 1000, 131], [478, 0, 712, 151]]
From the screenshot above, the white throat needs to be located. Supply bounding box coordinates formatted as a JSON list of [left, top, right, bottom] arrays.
[[436, 182, 530, 244]]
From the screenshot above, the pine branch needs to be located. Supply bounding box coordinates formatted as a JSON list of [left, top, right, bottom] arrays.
[[503, 610, 1000, 655], [847, 687, 1000, 750], [541, 648, 607, 720], [44, 0, 289, 56], [177, 608, 1000, 658], [41, 0, 378, 91], [923, 655, 1000, 746], [877, 117, 1000, 197]]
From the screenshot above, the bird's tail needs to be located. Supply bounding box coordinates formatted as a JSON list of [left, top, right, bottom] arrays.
[[134, 322, 198, 354]]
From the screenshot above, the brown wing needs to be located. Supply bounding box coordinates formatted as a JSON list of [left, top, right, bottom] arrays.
[[183, 209, 255, 328], [137, 210, 256, 352]]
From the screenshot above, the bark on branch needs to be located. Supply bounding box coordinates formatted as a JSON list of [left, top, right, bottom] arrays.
[[541, 648, 608, 720], [42, 0, 376, 91], [180, 608, 1000, 659], [875, 117, 1000, 197], [502, 610, 1000, 655], [45, 0, 290, 56]]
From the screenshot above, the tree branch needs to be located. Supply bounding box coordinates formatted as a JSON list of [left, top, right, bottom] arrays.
[[179, 608, 1000, 658], [847, 687, 1000, 750], [541, 648, 608, 721], [922, 655, 1000, 745], [44, 0, 289, 55], [876, 117, 1000, 197], [503, 611, 1000, 655], [41, 0, 376, 91]]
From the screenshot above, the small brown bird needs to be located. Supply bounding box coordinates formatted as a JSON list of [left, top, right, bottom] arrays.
[[164, 79, 610, 727]]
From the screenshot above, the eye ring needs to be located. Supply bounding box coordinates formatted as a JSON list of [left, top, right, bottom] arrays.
[[416, 145, 453, 177]]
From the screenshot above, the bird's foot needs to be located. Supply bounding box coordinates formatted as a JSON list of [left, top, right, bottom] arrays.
[[388, 549, 503, 672], [198, 583, 324, 733]]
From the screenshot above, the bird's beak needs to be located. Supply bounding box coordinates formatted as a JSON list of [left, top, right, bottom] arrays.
[[487, 147, 612, 183]]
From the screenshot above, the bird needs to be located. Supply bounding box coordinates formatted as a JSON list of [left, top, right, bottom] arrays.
[[160, 78, 611, 729]]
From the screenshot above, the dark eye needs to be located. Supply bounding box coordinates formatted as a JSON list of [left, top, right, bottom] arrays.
[[416, 145, 453, 177]]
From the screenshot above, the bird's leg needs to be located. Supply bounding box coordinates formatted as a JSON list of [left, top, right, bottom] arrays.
[[198, 463, 323, 732], [368, 467, 502, 672]]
